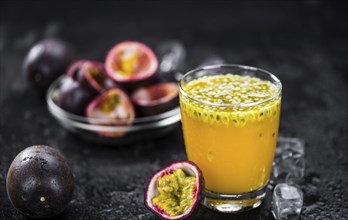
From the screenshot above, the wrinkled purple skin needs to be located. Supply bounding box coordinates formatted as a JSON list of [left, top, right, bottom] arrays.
[[57, 76, 95, 115], [23, 39, 74, 92], [6, 145, 74, 218]]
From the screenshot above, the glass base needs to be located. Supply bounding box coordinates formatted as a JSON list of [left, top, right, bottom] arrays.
[[203, 185, 267, 213]]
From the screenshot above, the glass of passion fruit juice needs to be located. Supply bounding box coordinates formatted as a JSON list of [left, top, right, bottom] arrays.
[[179, 64, 282, 212]]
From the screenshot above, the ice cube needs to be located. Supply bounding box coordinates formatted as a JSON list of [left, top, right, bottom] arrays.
[[273, 157, 306, 184], [272, 137, 306, 184], [272, 183, 303, 220], [276, 137, 305, 160]]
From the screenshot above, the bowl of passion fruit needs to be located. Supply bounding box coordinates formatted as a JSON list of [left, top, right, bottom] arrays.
[[46, 77, 181, 145]]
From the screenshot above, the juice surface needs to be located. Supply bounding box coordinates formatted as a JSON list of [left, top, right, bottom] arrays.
[[180, 74, 281, 194]]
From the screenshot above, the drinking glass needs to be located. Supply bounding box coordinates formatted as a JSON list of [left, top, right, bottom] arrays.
[[179, 64, 282, 212]]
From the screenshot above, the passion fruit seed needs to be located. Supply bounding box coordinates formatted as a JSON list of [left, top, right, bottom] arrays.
[[101, 91, 120, 114], [180, 74, 281, 127], [152, 169, 196, 217]]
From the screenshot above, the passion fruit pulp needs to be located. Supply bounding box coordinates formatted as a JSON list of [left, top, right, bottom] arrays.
[[145, 161, 204, 220], [6, 145, 74, 218], [131, 82, 179, 116], [105, 41, 158, 87], [86, 88, 135, 137]]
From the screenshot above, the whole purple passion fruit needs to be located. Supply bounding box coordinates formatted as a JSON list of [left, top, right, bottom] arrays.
[[67, 60, 118, 93], [56, 76, 95, 115], [105, 41, 158, 87], [131, 82, 179, 116], [86, 88, 135, 137], [145, 161, 204, 220], [6, 145, 74, 218], [23, 38, 74, 92]]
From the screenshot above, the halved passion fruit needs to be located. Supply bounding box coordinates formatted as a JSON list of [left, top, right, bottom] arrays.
[[105, 41, 158, 87], [67, 60, 118, 93], [86, 88, 135, 137], [131, 82, 179, 116], [145, 161, 204, 220]]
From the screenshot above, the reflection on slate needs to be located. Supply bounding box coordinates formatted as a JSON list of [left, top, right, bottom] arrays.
[[0, 1, 347, 220]]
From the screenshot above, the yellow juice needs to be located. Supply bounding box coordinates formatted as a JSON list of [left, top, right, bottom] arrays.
[[180, 74, 281, 195]]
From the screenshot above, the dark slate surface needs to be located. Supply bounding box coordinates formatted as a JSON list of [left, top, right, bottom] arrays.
[[0, 1, 347, 219]]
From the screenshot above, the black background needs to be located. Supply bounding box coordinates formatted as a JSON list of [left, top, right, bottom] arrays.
[[1, 1, 347, 219]]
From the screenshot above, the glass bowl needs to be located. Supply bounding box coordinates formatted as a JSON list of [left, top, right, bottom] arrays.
[[46, 77, 181, 145]]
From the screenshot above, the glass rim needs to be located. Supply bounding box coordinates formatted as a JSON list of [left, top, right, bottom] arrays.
[[179, 64, 282, 108]]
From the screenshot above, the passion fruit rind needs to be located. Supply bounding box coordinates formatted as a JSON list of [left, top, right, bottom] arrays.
[[145, 161, 204, 220], [86, 88, 135, 137], [68, 60, 117, 93], [180, 95, 281, 127], [78, 61, 105, 93], [105, 41, 159, 88], [131, 82, 179, 116]]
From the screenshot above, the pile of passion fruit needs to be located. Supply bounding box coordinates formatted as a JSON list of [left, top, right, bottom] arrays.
[[24, 39, 179, 137], [21, 39, 204, 219]]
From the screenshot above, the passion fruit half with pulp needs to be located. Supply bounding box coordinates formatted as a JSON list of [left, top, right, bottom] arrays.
[[131, 82, 179, 116], [145, 161, 204, 220], [6, 145, 74, 218], [67, 60, 118, 93], [86, 88, 135, 137], [105, 41, 158, 87]]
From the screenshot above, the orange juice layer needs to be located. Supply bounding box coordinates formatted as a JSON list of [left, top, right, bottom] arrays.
[[180, 74, 281, 194]]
